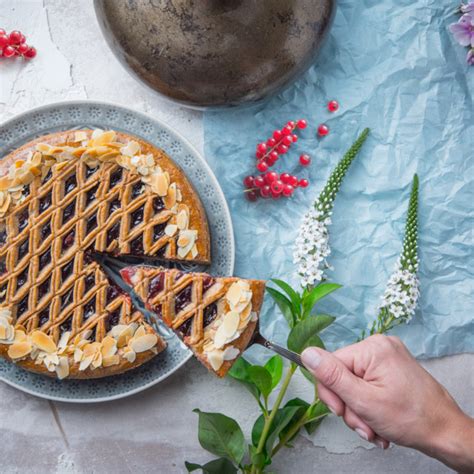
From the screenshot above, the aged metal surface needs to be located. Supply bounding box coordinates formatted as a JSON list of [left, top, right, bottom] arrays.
[[94, 0, 335, 108]]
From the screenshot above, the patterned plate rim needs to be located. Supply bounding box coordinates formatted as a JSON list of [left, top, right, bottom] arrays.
[[0, 100, 235, 403]]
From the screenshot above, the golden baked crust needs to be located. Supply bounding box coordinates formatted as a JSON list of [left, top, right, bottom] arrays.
[[0, 129, 210, 379], [121, 266, 266, 377]]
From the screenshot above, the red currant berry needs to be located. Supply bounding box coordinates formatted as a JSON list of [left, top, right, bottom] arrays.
[[282, 135, 293, 146], [8, 30, 22, 45], [288, 175, 299, 187], [243, 175, 255, 188], [297, 119, 307, 129], [256, 150, 264, 159], [19, 33, 26, 44], [254, 176, 265, 188], [257, 143, 267, 154], [260, 185, 271, 198], [264, 171, 279, 184], [273, 130, 282, 141], [0, 29, 6, 36], [281, 125, 292, 136], [298, 178, 309, 188], [246, 190, 258, 202], [266, 137, 276, 147], [269, 150, 279, 160], [271, 179, 284, 194], [291, 134, 298, 143], [271, 191, 281, 200], [277, 144, 288, 154], [0, 34, 8, 49], [286, 120, 295, 128], [17, 43, 29, 55], [266, 154, 278, 166], [282, 184, 295, 197], [299, 154, 311, 166], [2, 45, 16, 58], [318, 124, 329, 136], [280, 173, 291, 184], [328, 100, 339, 112], [24, 47, 37, 59], [256, 161, 269, 172]]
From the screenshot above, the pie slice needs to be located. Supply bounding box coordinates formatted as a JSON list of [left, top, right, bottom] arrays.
[[121, 266, 266, 377], [0, 129, 210, 379]]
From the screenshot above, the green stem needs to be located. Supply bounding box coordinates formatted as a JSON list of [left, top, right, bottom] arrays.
[[251, 364, 297, 474]]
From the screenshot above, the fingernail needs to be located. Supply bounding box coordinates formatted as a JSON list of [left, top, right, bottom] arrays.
[[374, 439, 386, 449], [301, 347, 322, 371], [355, 428, 369, 441], [328, 405, 338, 416]]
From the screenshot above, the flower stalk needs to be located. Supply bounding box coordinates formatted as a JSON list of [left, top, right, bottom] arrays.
[[294, 128, 370, 288]]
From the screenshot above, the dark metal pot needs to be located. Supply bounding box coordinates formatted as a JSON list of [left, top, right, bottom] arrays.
[[95, 0, 335, 109]]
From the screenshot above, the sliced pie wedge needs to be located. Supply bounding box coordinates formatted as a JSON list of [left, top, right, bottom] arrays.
[[120, 266, 266, 377]]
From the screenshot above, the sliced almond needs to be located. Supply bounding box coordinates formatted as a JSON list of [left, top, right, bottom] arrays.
[[7, 341, 32, 359], [221, 311, 240, 337], [74, 348, 83, 363], [154, 172, 170, 196], [207, 350, 224, 371], [163, 183, 177, 208], [123, 348, 136, 363], [101, 336, 117, 357], [74, 131, 88, 142], [120, 140, 141, 157], [91, 130, 116, 146], [58, 331, 71, 351], [176, 209, 189, 230], [133, 325, 146, 338], [164, 224, 178, 237], [0, 326, 7, 340], [130, 334, 158, 353], [225, 282, 242, 308], [55, 356, 70, 380], [31, 331, 57, 353], [79, 354, 94, 371], [117, 326, 134, 348], [177, 234, 190, 247], [223, 346, 240, 361]]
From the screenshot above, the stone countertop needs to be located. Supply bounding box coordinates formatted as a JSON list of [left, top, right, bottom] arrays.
[[1, 2, 472, 473]]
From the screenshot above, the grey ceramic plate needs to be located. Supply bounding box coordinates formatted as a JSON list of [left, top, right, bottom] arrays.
[[0, 101, 234, 402]]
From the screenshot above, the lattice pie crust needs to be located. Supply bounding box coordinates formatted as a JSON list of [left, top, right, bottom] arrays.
[[121, 266, 266, 377], [0, 129, 210, 379]]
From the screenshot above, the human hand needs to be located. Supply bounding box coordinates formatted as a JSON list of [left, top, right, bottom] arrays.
[[301, 335, 474, 472]]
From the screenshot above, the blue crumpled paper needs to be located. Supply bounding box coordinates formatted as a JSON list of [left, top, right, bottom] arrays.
[[203, 0, 473, 358]]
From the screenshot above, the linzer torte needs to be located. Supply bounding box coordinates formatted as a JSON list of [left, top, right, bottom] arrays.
[[121, 266, 265, 377], [0, 129, 210, 379]]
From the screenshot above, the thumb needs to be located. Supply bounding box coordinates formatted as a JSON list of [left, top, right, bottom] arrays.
[[301, 347, 366, 405]]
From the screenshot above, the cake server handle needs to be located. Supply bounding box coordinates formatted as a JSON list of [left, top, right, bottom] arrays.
[[252, 331, 304, 368]]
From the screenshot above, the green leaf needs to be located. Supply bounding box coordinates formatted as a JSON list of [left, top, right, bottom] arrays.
[[266, 287, 295, 328], [251, 406, 301, 454], [264, 355, 283, 390], [248, 366, 273, 399], [193, 410, 246, 465], [264, 406, 301, 454], [227, 358, 261, 404], [302, 283, 341, 318], [304, 401, 331, 435], [278, 398, 310, 444], [270, 279, 301, 315], [185, 458, 238, 474], [287, 316, 332, 353], [249, 445, 268, 470]]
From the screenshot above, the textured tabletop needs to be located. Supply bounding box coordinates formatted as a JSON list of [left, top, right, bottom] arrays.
[[0, 2, 472, 473]]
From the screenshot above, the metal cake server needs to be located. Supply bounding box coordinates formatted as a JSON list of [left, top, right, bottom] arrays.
[[90, 252, 305, 368]]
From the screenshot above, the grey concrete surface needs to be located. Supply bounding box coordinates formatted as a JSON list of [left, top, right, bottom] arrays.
[[0, 1, 472, 473]]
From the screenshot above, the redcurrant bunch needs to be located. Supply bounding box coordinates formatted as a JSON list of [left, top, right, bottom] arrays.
[[0, 29, 37, 59], [255, 119, 307, 172], [244, 171, 310, 201]]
